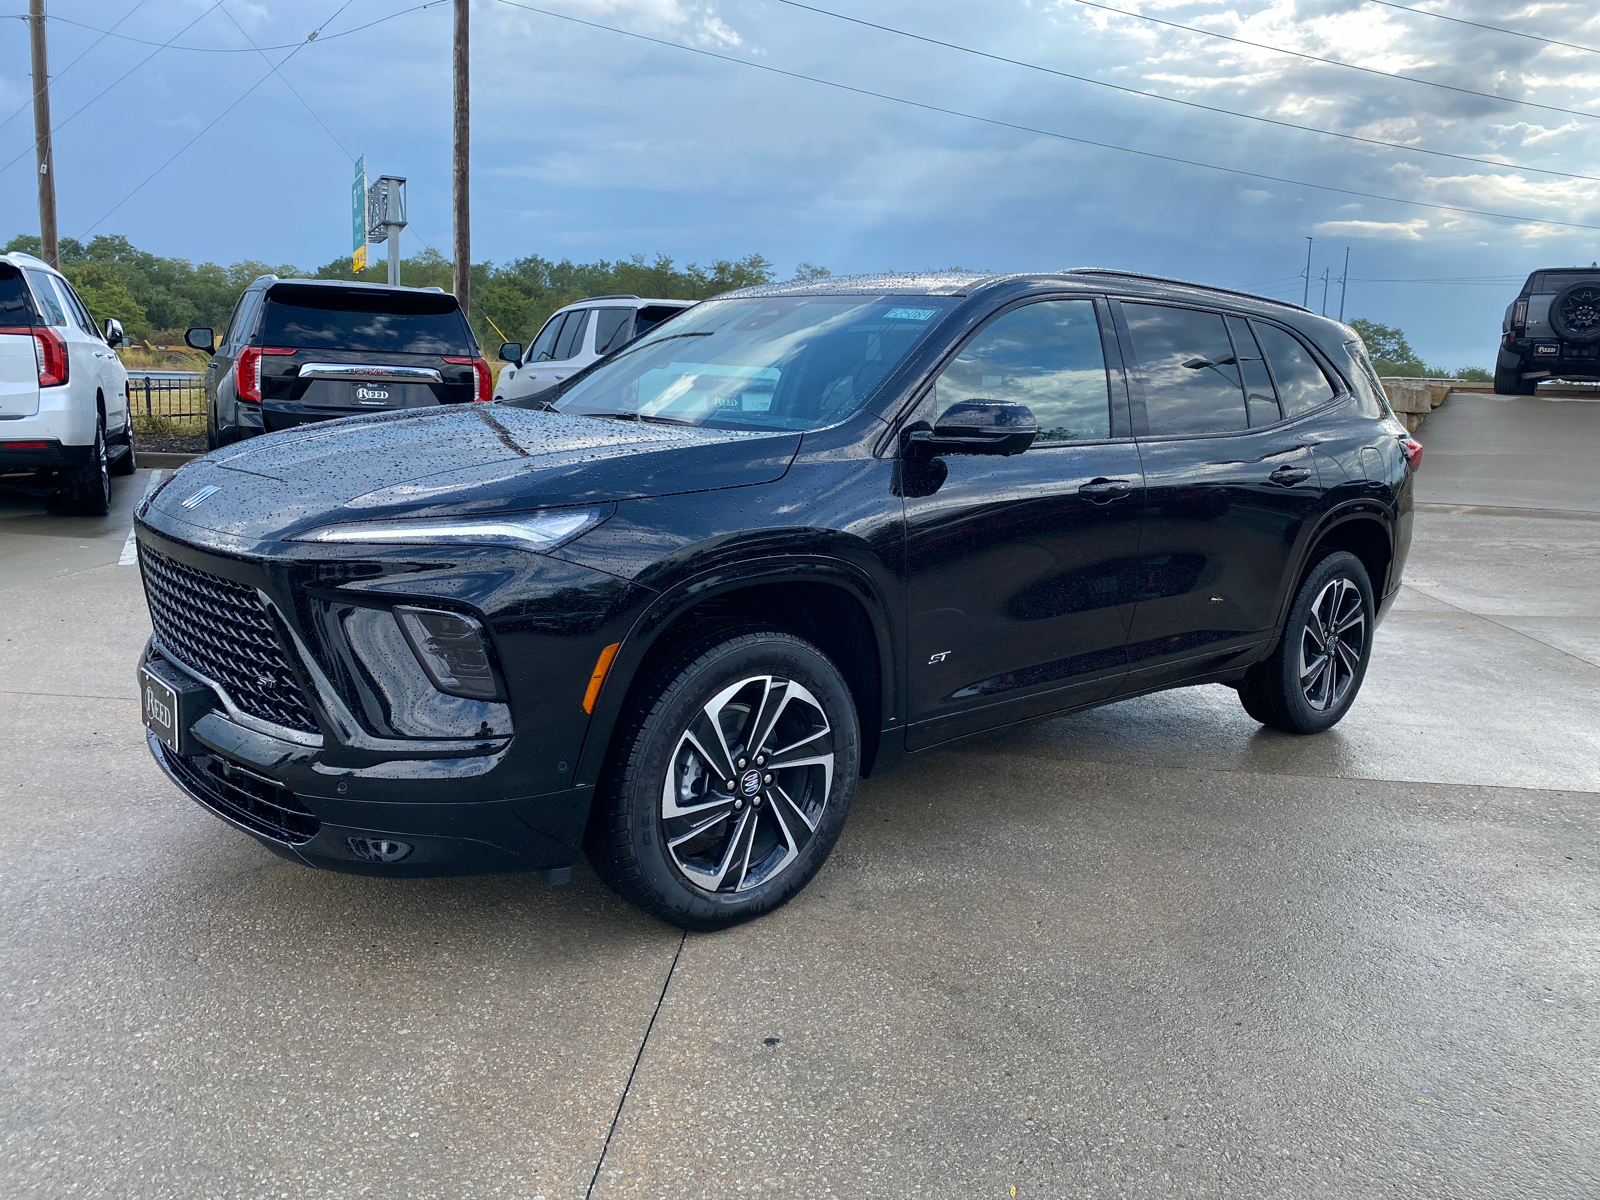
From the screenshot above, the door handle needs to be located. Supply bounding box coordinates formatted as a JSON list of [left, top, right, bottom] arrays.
[[1079, 477, 1134, 501], [1270, 465, 1311, 485]]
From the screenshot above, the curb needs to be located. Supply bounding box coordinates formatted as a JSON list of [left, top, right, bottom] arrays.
[[142, 452, 200, 469]]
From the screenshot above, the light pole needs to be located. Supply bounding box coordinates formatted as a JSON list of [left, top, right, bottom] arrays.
[[452, 0, 470, 318]]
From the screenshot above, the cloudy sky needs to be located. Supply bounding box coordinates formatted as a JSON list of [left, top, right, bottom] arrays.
[[2, 0, 1597, 366]]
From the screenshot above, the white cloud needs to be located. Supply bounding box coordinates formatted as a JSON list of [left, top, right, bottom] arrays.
[[1312, 218, 1430, 241], [1240, 189, 1273, 204]]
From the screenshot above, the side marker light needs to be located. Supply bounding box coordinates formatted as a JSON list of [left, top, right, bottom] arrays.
[[583, 642, 621, 714]]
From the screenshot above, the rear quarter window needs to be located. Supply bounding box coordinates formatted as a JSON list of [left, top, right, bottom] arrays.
[[261, 287, 473, 354], [23, 269, 67, 327], [1255, 323, 1335, 417]]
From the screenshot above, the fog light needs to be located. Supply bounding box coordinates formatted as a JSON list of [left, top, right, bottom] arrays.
[[346, 837, 413, 863], [394, 606, 502, 700]]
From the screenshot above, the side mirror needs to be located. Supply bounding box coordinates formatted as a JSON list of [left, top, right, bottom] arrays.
[[103, 318, 125, 348], [905, 399, 1038, 457], [185, 327, 215, 354], [498, 341, 523, 364]]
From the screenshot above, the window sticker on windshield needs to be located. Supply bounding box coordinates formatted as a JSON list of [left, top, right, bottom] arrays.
[[884, 307, 938, 321]]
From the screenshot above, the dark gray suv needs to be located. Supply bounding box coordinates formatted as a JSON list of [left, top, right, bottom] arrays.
[[1495, 267, 1600, 393], [188, 278, 491, 449]]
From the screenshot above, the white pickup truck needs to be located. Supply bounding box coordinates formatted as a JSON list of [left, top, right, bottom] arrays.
[[493, 295, 695, 402], [0, 251, 133, 514]]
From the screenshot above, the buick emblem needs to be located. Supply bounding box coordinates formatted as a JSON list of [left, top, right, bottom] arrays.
[[740, 769, 762, 798], [180, 484, 221, 509]]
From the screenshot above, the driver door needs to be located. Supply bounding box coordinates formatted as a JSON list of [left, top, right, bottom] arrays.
[[902, 296, 1145, 750]]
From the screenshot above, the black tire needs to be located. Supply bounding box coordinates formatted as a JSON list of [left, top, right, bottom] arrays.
[[46, 414, 111, 516], [585, 625, 860, 931], [205, 404, 219, 451], [1549, 281, 1600, 344], [110, 423, 137, 476], [1494, 362, 1522, 395], [1240, 550, 1375, 735]]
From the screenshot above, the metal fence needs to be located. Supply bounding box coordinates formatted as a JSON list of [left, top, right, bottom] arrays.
[[128, 372, 205, 426]]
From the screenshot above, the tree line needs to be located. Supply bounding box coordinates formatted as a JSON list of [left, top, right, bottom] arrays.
[[3, 233, 789, 354]]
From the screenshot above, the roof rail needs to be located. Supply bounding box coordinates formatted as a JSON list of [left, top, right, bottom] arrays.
[[1064, 268, 1312, 313], [583, 294, 641, 302]]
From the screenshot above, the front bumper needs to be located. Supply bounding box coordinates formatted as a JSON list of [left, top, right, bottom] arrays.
[[145, 695, 590, 879]]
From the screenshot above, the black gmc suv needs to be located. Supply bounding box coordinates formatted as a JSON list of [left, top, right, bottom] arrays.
[[1495, 267, 1600, 393], [187, 277, 491, 448], [136, 270, 1418, 930]]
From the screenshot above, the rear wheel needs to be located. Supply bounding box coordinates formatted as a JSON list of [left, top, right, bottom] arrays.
[[585, 626, 859, 930], [1240, 551, 1374, 734], [46, 414, 111, 516], [1493, 362, 1535, 395]]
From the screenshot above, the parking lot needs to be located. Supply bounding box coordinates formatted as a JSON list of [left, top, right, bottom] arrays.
[[2, 394, 1596, 1198]]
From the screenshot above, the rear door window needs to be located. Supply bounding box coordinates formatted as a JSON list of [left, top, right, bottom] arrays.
[[1255, 323, 1335, 416], [933, 298, 1112, 444], [260, 286, 473, 354], [553, 310, 591, 360], [593, 308, 634, 355], [1122, 303, 1248, 435], [1225, 316, 1281, 427], [635, 304, 688, 338]]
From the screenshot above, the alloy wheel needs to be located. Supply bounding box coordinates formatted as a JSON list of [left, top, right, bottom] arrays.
[[1557, 286, 1600, 340], [661, 674, 835, 894], [1299, 576, 1366, 711]]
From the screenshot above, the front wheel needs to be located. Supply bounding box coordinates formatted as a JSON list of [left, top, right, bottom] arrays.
[[585, 626, 859, 930], [1240, 550, 1375, 734]]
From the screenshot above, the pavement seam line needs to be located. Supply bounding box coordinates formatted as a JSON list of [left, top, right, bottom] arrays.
[[0, 690, 139, 702], [1400, 580, 1600, 670], [585, 928, 687, 1199], [971, 749, 1600, 799]]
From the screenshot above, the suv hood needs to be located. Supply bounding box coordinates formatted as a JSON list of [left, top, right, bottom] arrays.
[[144, 404, 801, 544]]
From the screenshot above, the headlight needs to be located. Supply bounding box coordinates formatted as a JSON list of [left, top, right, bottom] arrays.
[[292, 508, 605, 550], [393, 607, 502, 701]]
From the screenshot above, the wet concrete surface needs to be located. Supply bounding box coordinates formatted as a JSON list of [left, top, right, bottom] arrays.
[[1, 398, 1596, 1198]]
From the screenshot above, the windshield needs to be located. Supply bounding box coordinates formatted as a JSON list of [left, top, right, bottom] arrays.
[[548, 295, 958, 431]]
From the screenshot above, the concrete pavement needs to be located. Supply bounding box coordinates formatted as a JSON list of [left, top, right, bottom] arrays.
[[1, 395, 1596, 1198]]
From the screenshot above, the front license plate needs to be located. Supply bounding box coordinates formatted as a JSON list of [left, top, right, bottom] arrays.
[[140, 665, 180, 751]]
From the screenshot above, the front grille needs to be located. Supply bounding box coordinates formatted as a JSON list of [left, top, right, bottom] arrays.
[[139, 545, 320, 734], [160, 745, 320, 845]]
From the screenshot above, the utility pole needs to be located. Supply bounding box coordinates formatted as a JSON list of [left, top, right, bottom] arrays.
[[1338, 246, 1351, 322], [1320, 268, 1330, 316], [28, 0, 58, 268], [452, 0, 470, 318], [1301, 237, 1313, 309]]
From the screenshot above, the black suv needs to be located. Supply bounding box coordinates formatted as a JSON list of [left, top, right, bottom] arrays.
[[188, 277, 491, 448], [1495, 267, 1600, 393], [136, 270, 1418, 929]]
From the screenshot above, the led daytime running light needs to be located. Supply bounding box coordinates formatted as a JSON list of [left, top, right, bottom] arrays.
[[294, 508, 604, 550]]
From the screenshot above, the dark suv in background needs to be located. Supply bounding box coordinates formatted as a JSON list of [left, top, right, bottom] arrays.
[[188, 278, 491, 448], [138, 270, 1418, 930], [1496, 266, 1600, 393]]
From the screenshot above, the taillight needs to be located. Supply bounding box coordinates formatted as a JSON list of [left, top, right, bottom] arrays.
[[235, 346, 295, 402], [1512, 298, 1528, 329], [1399, 435, 1422, 469], [1, 325, 69, 386], [445, 355, 494, 402]]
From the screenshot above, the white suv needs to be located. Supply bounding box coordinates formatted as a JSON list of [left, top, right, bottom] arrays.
[[0, 252, 133, 514], [492, 295, 695, 401]]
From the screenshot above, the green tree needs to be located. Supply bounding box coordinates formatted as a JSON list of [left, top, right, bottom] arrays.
[[61, 262, 149, 336], [1349, 318, 1426, 376]]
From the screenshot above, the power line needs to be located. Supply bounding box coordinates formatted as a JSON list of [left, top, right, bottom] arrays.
[[774, 0, 1600, 184], [0, 1, 229, 179], [1070, 0, 1600, 124], [0, 0, 151, 134], [218, 0, 354, 161], [40, 2, 449, 55], [1366, 0, 1600, 56], [493, 0, 1600, 233], [79, 0, 358, 238]]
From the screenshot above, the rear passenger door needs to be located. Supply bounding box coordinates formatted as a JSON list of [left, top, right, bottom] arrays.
[[1114, 301, 1327, 688]]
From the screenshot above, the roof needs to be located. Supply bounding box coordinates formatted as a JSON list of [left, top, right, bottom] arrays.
[[714, 268, 1311, 314], [260, 276, 447, 295]]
